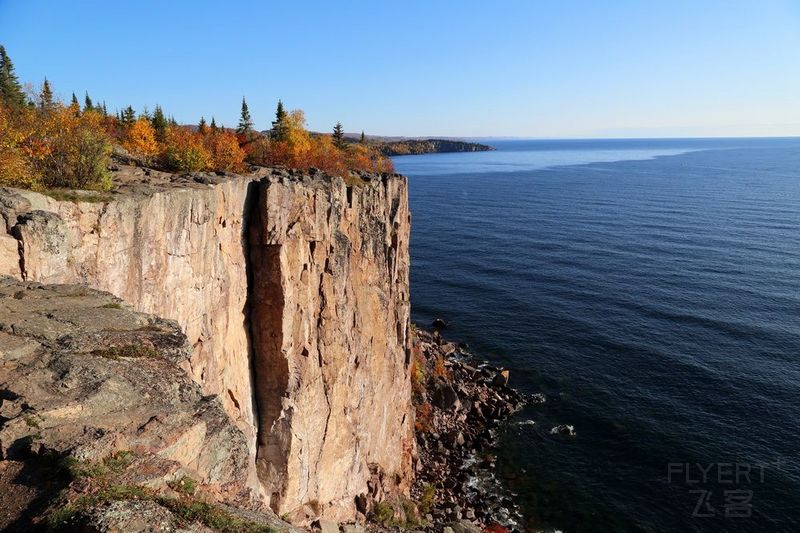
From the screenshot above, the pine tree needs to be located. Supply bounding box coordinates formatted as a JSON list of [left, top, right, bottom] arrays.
[[0, 46, 27, 109], [169, 115, 177, 127], [210, 116, 217, 132], [270, 100, 288, 141], [151, 105, 168, 139], [69, 92, 80, 115], [39, 78, 54, 110], [333, 122, 345, 149], [84, 91, 93, 112], [198, 116, 208, 135], [101, 101, 108, 116], [121, 105, 136, 127], [237, 97, 253, 134], [360, 131, 366, 144]]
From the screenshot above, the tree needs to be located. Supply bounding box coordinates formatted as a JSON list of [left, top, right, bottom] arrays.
[[270, 99, 288, 141], [39, 78, 54, 110], [198, 116, 207, 135], [100, 101, 108, 117], [151, 105, 168, 139], [84, 92, 93, 112], [0, 46, 27, 109], [121, 106, 136, 127], [332, 122, 345, 149], [360, 131, 366, 144], [210, 116, 217, 132], [204, 129, 245, 172], [122, 117, 158, 161], [237, 97, 253, 134], [69, 93, 80, 115], [162, 127, 211, 172]]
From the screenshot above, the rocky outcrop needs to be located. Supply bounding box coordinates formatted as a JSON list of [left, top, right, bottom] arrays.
[[0, 166, 413, 523], [0, 278, 282, 531]]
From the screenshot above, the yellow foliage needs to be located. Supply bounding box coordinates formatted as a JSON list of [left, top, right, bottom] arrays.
[[123, 118, 158, 160], [37, 108, 113, 190], [284, 110, 312, 156], [0, 106, 36, 188]]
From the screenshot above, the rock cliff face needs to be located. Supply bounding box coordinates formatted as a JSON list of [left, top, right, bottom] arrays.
[[0, 167, 413, 522]]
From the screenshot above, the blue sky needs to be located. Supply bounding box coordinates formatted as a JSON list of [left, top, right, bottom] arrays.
[[1, 0, 799, 137]]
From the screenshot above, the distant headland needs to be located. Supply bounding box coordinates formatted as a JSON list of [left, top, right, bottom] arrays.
[[368, 138, 496, 156]]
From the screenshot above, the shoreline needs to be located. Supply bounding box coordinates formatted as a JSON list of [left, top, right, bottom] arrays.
[[410, 325, 529, 532]]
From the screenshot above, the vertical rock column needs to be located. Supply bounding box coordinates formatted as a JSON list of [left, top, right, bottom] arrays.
[[248, 173, 414, 522]]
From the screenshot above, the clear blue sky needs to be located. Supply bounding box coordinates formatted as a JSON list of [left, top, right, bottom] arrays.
[[1, 0, 799, 138]]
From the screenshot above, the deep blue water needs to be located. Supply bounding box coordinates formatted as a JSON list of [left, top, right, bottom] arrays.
[[393, 138, 800, 532]]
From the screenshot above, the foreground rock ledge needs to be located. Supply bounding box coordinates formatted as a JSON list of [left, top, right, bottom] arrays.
[[0, 277, 295, 531]]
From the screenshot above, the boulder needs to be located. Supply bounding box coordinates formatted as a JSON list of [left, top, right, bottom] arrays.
[[431, 382, 461, 411], [492, 369, 510, 387], [448, 520, 482, 533]]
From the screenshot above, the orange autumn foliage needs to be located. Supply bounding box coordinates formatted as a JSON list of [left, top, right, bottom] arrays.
[[204, 130, 245, 172], [122, 117, 158, 161], [246, 108, 395, 175], [0, 103, 112, 190], [161, 126, 212, 172]]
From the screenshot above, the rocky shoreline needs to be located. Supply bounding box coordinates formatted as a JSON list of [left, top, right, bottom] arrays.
[[409, 325, 529, 532]]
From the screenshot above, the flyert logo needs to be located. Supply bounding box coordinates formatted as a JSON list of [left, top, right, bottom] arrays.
[[666, 461, 782, 519]]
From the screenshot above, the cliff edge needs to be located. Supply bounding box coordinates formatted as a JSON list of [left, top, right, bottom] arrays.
[[0, 165, 414, 524]]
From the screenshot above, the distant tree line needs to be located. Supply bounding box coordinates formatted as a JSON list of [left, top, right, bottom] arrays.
[[0, 45, 393, 191]]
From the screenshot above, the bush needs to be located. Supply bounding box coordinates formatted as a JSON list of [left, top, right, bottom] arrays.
[[38, 108, 113, 190], [0, 104, 112, 191], [161, 126, 211, 172], [122, 117, 159, 162], [0, 105, 35, 187], [204, 130, 245, 172]]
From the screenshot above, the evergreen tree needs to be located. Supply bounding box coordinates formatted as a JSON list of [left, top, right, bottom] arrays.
[[151, 105, 168, 139], [101, 101, 108, 116], [39, 78, 54, 110], [210, 116, 217, 132], [198, 116, 207, 135], [333, 122, 345, 149], [84, 91, 93, 112], [69, 92, 81, 114], [0, 46, 27, 109], [121, 105, 136, 127], [169, 115, 177, 127], [360, 131, 366, 144], [237, 97, 253, 134], [270, 99, 288, 141]]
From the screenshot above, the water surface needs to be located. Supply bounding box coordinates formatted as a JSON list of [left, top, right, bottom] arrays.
[[394, 138, 800, 532]]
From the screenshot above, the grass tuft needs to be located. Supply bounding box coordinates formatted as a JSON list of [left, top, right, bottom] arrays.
[[91, 343, 159, 360]]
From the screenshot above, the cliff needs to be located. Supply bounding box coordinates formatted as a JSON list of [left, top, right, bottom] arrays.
[[0, 165, 414, 524]]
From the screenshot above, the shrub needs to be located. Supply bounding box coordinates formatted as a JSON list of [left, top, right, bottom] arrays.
[[433, 355, 450, 380], [415, 402, 434, 433], [37, 107, 113, 190], [122, 117, 159, 162], [161, 126, 211, 172], [418, 483, 435, 514], [0, 105, 36, 187], [205, 130, 245, 172]]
